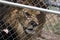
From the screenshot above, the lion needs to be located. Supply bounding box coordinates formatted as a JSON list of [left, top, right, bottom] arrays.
[[0, 0, 47, 40]]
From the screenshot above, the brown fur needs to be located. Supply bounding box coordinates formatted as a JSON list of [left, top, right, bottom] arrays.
[[4, 8, 46, 40], [0, 0, 47, 40]]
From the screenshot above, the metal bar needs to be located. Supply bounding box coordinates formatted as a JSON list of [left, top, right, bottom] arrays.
[[0, 1, 60, 14]]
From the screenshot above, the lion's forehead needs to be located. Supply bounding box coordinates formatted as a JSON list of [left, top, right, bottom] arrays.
[[19, 12, 39, 26]]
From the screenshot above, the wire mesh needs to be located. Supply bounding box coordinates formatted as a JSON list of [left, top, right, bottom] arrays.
[[0, 0, 60, 40]]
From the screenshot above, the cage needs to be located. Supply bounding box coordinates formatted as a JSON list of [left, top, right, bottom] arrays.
[[0, 0, 60, 40]]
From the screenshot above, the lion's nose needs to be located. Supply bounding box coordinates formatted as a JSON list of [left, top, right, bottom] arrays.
[[30, 21, 38, 27]]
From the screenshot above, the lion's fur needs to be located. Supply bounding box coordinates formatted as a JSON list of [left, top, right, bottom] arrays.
[[0, 0, 47, 40], [3, 7, 46, 40]]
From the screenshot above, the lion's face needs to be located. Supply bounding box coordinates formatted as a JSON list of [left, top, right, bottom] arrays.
[[16, 8, 40, 34]]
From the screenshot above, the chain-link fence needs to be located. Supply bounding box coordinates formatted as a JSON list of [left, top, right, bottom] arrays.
[[0, 0, 60, 40]]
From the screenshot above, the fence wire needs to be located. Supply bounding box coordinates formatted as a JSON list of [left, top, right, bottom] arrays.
[[0, 0, 60, 40]]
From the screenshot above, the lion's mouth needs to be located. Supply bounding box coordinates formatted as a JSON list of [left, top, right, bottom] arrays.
[[25, 21, 38, 34]]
